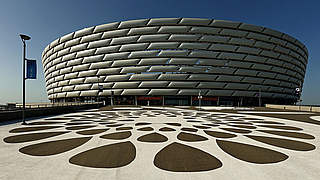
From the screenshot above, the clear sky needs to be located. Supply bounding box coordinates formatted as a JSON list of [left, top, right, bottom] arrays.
[[0, 0, 319, 105]]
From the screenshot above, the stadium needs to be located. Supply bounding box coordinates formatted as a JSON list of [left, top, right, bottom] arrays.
[[41, 18, 308, 106]]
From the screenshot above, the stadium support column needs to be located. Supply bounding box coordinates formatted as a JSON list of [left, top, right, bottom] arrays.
[[53, 88, 55, 105], [259, 89, 262, 107], [97, 76, 101, 109], [111, 91, 114, 106], [199, 98, 201, 110]]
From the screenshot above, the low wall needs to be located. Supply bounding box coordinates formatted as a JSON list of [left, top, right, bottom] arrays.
[[0, 104, 101, 123], [265, 104, 320, 112]]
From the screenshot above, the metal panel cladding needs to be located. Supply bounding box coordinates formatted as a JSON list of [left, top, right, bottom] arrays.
[[41, 18, 308, 100]]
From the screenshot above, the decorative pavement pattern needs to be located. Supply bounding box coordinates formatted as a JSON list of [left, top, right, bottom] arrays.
[[1, 106, 320, 179]]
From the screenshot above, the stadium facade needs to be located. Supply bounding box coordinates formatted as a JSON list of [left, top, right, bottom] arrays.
[[41, 18, 308, 106]]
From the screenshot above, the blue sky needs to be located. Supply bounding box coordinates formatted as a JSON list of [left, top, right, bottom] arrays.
[[0, 0, 319, 105]]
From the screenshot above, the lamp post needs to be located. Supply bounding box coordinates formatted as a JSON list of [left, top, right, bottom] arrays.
[[20, 34, 31, 125]]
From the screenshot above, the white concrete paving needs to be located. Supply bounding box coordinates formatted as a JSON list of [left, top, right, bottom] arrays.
[[0, 107, 319, 180], [238, 111, 315, 114], [310, 116, 320, 121]]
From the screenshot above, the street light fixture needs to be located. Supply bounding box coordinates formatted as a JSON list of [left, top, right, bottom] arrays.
[[20, 34, 31, 125], [20, 34, 31, 41]]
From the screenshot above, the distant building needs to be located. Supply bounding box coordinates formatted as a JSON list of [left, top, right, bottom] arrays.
[[42, 18, 308, 106]]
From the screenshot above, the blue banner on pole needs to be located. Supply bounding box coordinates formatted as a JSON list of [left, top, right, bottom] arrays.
[[26, 60, 37, 79]]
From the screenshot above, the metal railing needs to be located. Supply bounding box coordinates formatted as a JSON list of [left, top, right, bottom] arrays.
[[14, 102, 102, 109], [265, 104, 320, 112]]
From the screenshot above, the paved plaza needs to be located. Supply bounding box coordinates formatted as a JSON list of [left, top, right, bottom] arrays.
[[1, 106, 320, 180]]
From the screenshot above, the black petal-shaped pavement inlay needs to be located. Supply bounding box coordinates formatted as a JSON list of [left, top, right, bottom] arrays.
[[246, 135, 316, 151], [137, 132, 168, 143], [224, 119, 244, 122], [250, 121, 285, 125], [257, 130, 315, 139], [177, 132, 208, 142], [220, 128, 252, 134], [106, 124, 124, 127], [181, 128, 198, 132], [70, 120, 94, 122], [229, 122, 254, 125], [154, 142, 222, 172], [137, 127, 154, 131], [116, 127, 133, 131], [216, 140, 288, 164], [159, 127, 176, 132], [256, 125, 303, 131], [164, 123, 181, 127], [69, 141, 136, 168], [65, 122, 92, 126], [27, 121, 64, 125], [9, 126, 63, 133], [100, 119, 116, 122], [228, 125, 257, 129], [66, 125, 97, 130], [100, 131, 131, 140], [19, 137, 92, 156], [118, 119, 134, 122], [99, 122, 116, 125], [187, 120, 202, 123], [225, 115, 243, 118], [193, 125, 211, 129], [4, 131, 70, 143], [80, 118, 99, 121], [204, 130, 237, 138], [216, 122, 228, 125], [135, 122, 152, 126], [76, 129, 109, 135], [202, 123, 219, 127]]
